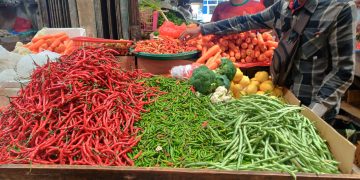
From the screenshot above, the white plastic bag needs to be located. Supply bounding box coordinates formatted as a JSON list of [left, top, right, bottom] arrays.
[[16, 50, 60, 79], [170, 63, 200, 79], [0, 45, 22, 72]]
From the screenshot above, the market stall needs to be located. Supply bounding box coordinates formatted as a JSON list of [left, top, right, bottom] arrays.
[[0, 1, 360, 179]]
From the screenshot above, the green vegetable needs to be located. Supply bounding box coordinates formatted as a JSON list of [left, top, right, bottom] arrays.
[[158, 11, 187, 27], [153, 31, 159, 36], [187, 95, 340, 176], [215, 58, 236, 81], [215, 74, 230, 89], [131, 76, 227, 167], [190, 66, 218, 95]]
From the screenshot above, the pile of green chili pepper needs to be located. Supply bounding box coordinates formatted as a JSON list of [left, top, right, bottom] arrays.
[[186, 95, 340, 176], [129, 76, 227, 167]]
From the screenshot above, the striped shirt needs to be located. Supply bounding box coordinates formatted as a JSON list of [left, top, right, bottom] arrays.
[[201, 0, 356, 117]]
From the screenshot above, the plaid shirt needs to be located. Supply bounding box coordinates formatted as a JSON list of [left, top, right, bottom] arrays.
[[200, 0, 356, 117]]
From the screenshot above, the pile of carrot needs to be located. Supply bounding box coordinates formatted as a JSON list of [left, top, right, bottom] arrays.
[[0, 47, 162, 166], [187, 32, 278, 69], [24, 32, 74, 55]]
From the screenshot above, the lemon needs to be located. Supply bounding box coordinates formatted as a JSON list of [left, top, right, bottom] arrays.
[[246, 84, 258, 95], [232, 84, 243, 94], [230, 81, 236, 92], [250, 80, 260, 87], [256, 91, 265, 95], [254, 71, 269, 83], [239, 76, 250, 87], [272, 87, 283, 97], [233, 68, 244, 82], [259, 81, 274, 92]]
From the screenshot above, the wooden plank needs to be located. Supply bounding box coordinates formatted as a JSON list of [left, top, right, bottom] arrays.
[[114, 0, 123, 39], [76, 0, 97, 37], [48, 0, 54, 27], [120, 0, 130, 39], [93, 0, 103, 37], [129, 0, 141, 40], [0, 164, 360, 180], [36, 0, 49, 28], [106, 0, 114, 39], [341, 102, 360, 119], [68, 0, 79, 27], [61, 0, 69, 27]]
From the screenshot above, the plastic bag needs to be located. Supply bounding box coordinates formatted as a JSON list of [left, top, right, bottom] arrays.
[[170, 63, 201, 79], [158, 21, 186, 39], [0, 45, 22, 72], [16, 50, 60, 79]]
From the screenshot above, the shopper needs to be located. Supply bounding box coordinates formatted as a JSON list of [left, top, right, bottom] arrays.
[[180, 0, 356, 121], [211, 0, 265, 22]]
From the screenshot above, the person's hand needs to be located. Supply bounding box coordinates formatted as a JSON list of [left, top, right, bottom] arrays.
[[179, 26, 201, 41], [356, 0, 360, 8]]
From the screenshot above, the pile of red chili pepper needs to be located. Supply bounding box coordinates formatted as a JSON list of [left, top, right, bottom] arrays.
[[0, 47, 162, 166], [134, 37, 197, 54]]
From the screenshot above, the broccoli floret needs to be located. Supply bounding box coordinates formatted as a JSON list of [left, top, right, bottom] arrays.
[[216, 58, 236, 81], [189, 66, 218, 95], [216, 74, 230, 90]]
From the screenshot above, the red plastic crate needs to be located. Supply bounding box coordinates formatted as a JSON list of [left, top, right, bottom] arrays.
[[71, 37, 133, 56]]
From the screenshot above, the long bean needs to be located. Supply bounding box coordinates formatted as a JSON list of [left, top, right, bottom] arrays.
[[186, 95, 340, 177]]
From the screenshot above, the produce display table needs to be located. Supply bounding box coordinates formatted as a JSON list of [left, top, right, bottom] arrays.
[[0, 164, 359, 180], [0, 90, 359, 179]]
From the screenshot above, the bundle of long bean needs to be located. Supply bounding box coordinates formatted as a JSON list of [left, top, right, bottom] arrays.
[[186, 95, 339, 176], [130, 76, 227, 167]]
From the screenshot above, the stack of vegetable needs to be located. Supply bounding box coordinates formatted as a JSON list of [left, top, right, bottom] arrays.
[[134, 36, 197, 54], [0, 47, 162, 165], [130, 76, 227, 167], [230, 70, 283, 99], [188, 32, 278, 68], [23, 32, 74, 55], [189, 58, 236, 96], [186, 95, 339, 176]]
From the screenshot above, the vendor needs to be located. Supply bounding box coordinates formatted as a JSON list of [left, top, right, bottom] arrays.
[[181, 0, 356, 122], [211, 0, 266, 22]]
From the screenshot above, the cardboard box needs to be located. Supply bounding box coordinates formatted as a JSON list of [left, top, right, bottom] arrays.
[[39, 28, 86, 38]]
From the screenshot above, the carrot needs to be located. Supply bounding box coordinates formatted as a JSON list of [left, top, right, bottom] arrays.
[[49, 35, 69, 49], [258, 54, 266, 62], [215, 57, 221, 65], [257, 33, 265, 46], [245, 38, 251, 44], [31, 32, 67, 43], [196, 45, 221, 64], [264, 50, 274, 58], [28, 39, 46, 52], [254, 50, 261, 58], [201, 46, 207, 56], [245, 56, 252, 63], [265, 41, 278, 48], [196, 44, 203, 51], [252, 38, 258, 45], [235, 52, 241, 60], [230, 57, 236, 62], [207, 61, 219, 70], [56, 44, 66, 53], [229, 51, 235, 57], [241, 43, 248, 49]]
